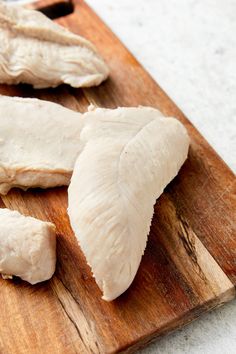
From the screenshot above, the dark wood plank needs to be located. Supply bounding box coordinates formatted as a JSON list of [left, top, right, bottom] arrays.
[[0, 1, 235, 353]]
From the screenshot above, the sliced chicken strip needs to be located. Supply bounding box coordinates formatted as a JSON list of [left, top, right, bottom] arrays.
[[0, 208, 56, 284], [0, 95, 84, 195], [0, 2, 109, 88], [68, 107, 190, 301]]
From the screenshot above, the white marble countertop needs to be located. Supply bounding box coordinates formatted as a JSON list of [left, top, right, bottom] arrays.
[[86, 1, 236, 353]]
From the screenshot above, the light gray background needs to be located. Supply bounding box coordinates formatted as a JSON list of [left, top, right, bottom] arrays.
[[86, 1, 236, 353]]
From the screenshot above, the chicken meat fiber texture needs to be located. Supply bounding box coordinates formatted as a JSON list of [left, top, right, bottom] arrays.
[[0, 1, 109, 88], [0, 95, 85, 194], [0, 208, 56, 284], [68, 106, 190, 301]]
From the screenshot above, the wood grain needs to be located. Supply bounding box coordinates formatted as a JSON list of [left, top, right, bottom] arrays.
[[0, 0, 235, 353]]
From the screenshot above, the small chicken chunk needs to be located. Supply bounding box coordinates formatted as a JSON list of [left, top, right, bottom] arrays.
[[0, 208, 56, 284]]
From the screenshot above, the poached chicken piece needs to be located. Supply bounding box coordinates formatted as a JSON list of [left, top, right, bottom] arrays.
[[68, 107, 190, 301], [0, 95, 84, 195], [0, 208, 56, 284], [0, 2, 109, 88]]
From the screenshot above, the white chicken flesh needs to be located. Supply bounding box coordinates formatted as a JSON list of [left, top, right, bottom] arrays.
[[0, 208, 56, 284], [0, 95, 84, 195], [0, 2, 109, 88], [68, 106, 190, 301]]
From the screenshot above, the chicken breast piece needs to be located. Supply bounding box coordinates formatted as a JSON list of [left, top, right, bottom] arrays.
[[0, 95, 84, 195], [68, 107, 190, 301], [0, 2, 109, 88], [0, 208, 56, 284]]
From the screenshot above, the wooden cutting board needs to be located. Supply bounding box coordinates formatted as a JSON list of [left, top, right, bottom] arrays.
[[0, 1, 235, 353]]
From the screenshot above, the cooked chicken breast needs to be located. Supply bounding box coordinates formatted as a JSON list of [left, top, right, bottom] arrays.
[[0, 2, 109, 88], [68, 107, 190, 301], [0, 208, 56, 284], [0, 95, 84, 195]]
